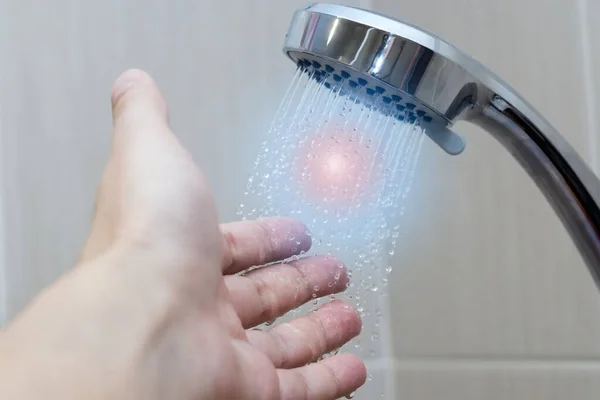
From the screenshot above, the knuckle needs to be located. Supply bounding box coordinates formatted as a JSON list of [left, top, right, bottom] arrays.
[[253, 277, 280, 322], [221, 228, 238, 268], [257, 219, 278, 259]]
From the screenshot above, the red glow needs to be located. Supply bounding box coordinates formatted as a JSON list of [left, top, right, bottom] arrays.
[[295, 132, 378, 206]]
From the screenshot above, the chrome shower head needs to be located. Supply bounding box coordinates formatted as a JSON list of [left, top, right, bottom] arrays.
[[283, 3, 600, 291], [284, 3, 490, 155]]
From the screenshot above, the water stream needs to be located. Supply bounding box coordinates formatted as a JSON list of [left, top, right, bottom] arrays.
[[238, 66, 426, 372]]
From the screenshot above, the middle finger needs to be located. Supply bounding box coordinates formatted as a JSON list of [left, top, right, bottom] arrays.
[[225, 255, 349, 328]]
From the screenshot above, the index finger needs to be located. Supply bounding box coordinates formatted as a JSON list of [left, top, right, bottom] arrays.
[[220, 217, 312, 274]]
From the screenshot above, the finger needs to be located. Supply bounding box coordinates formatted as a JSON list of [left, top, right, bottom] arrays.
[[221, 217, 312, 274], [247, 300, 361, 369], [82, 68, 222, 272], [81, 69, 173, 261], [278, 354, 367, 400], [111, 68, 170, 139], [226, 256, 348, 328]]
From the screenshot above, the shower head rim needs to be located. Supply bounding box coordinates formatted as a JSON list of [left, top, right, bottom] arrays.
[[283, 2, 551, 129]]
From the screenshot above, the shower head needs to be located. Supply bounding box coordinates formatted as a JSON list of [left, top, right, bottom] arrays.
[[283, 4, 600, 291], [284, 3, 474, 155]]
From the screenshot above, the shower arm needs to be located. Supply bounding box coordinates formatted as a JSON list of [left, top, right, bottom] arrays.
[[469, 96, 600, 286]]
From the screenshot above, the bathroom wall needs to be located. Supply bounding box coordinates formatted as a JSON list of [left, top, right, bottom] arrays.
[[374, 0, 600, 398], [0, 0, 599, 399]]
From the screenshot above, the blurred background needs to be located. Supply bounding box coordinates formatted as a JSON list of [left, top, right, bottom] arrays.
[[1, 0, 600, 398]]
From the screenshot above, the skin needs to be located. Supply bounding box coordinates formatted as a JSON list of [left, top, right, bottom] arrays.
[[0, 69, 366, 399]]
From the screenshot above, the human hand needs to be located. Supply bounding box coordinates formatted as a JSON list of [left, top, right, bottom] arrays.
[[0, 69, 366, 399]]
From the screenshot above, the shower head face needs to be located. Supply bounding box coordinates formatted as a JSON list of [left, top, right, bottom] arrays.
[[282, 3, 513, 155]]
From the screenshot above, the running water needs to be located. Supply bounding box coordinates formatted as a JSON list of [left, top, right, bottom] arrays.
[[238, 66, 425, 363]]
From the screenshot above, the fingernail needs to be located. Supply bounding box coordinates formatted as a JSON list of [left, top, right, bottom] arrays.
[[111, 69, 145, 103]]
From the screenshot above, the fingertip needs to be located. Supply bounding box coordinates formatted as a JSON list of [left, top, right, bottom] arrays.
[[348, 355, 368, 389], [265, 216, 313, 254], [287, 217, 313, 249], [292, 255, 349, 293], [111, 68, 148, 104], [110, 68, 169, 124], [320, 300, 363, 338], [327, 354, 368, 395]]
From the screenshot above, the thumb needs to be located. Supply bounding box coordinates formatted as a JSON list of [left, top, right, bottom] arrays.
[[110, 69, 171, 152], [81, 69, 220, 268], [82, 68, 173, 261]]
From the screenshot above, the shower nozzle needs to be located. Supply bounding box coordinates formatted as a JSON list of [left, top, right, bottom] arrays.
[[283, 3, 600, 292]]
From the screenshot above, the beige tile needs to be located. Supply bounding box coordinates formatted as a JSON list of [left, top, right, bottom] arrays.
[[392, 359, 600, 400], [388, 133, 600, 357], [586, 0, 600, 173]]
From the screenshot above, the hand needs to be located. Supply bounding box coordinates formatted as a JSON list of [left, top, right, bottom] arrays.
[[0, 69, 366, 399]]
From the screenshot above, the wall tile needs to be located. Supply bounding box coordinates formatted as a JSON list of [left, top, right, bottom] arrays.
[[393, 359, 600, 400]]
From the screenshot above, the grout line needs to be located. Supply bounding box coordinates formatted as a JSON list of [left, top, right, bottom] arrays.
[[366, 356, 600, 371], [392, 355, 600, 368], [578, 0, 599, 173], [392, 358, 600, 372]]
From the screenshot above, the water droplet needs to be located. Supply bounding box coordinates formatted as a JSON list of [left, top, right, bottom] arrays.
[[313, 285, 320, 292]]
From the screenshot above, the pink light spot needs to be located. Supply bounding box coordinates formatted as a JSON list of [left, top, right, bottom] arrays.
[[295, 132, 379, 207]]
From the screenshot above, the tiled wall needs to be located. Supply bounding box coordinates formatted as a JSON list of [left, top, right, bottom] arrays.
[[0, 0, 599, 399]]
